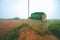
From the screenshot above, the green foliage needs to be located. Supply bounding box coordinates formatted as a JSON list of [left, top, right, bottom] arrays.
[[13, 17, 20, 20], [31, 12, 45, 20], [0, 17, 20, 20], [0, 24, 26, 40], [48, 19, 60, 38]]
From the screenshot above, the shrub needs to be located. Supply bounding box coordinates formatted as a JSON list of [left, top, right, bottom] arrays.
[[31, 12, 46, 20], [13, 17, 20, 20], [25, 19, 48, 34]]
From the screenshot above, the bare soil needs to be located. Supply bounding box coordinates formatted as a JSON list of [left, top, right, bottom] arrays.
[[0, 20, 58, 40], [18, 24, 58, 40], [0, 20, 22, 37]]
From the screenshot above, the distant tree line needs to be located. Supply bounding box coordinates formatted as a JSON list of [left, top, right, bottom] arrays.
[[0, 17, 20, 20]]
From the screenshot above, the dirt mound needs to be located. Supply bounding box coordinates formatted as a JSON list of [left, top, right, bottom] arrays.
[[17, 24, 58, 40]]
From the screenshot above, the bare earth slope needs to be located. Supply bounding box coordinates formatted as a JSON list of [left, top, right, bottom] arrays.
[[18, 24, 58, 40], [0, 20, 23, 37]]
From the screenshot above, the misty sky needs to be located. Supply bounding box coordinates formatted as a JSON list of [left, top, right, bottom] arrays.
[[0, 0, 60, 19]]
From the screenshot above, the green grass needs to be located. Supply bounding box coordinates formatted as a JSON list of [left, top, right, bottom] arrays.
[[48, 19, 60, 38], [0, 24, 26, 40]]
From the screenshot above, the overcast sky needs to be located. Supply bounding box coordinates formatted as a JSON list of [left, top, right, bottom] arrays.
[[0, 0, 60, 19]]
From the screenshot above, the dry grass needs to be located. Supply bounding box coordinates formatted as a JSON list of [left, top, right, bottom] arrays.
[[24, 19, 48, 34]]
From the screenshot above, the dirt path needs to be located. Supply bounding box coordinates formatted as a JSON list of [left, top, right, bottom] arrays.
[[17, 24, 58, 40]]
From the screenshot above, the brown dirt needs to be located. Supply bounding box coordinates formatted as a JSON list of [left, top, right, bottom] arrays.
[[17, 24, 58, 40], [0, 20, 23, 37], [0, 20, 58, 40]]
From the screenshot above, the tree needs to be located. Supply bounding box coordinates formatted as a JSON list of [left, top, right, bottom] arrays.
[[31, 12, 46, 20], [13, 17, 20, 20]]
